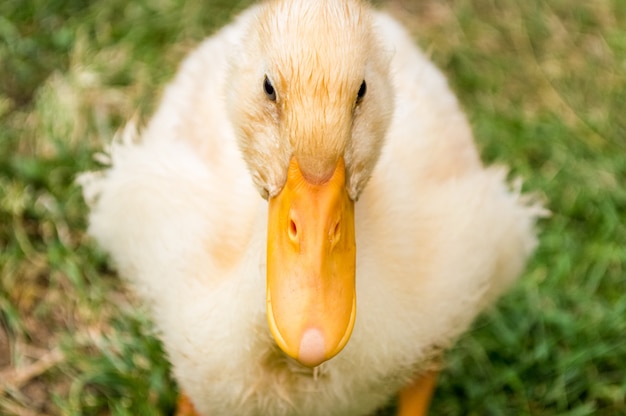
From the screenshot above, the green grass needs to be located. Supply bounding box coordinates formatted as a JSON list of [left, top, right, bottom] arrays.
[[0, 0, 624, 414]]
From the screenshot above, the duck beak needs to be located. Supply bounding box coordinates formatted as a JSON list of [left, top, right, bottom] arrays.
[[266, 157, 356, 367]]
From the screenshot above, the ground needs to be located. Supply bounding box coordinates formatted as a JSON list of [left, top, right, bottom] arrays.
[[0, 0, 625, 415]]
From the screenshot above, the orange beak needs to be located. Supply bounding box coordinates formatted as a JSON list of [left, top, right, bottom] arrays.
[[266, 157, 356, 367]]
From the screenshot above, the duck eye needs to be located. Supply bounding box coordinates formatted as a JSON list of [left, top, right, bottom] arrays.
[[264, 76, 276, 101], [356, 80, 367, 103]]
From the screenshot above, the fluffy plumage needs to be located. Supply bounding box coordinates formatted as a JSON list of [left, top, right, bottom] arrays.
[[80, 0, 542, 414]]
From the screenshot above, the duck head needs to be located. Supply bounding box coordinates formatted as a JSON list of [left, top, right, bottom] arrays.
[[227, 0, 393, 367]]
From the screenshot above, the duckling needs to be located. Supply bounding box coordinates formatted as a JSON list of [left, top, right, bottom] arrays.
[[80, 0, 542, 414]]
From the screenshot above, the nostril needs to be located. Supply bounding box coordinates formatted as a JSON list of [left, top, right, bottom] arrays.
[[288, 219, 298, 241], [331, 219, 341, 242]]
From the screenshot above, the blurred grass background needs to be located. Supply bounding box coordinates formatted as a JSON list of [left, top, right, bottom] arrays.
[[0, 0, 624, 414]]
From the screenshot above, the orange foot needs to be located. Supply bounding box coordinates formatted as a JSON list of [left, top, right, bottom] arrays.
[[176, 393, 201, 416], [396, 370, 438, 416]]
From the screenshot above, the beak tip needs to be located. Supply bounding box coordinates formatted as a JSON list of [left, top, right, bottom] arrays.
[[297, 328, 327, 367]]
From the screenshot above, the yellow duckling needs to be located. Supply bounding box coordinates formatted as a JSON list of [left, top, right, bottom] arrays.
[[80, 0, 542, 414]]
